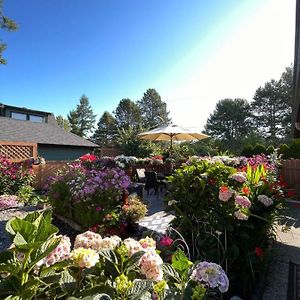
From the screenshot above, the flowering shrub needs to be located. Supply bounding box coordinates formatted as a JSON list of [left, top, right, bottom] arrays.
[[0, 194, 22, 209], [166, 158, 286, 297], [0, 211, 229, 299], [0, 155, 34, 196], [47, 156, 148, 235]]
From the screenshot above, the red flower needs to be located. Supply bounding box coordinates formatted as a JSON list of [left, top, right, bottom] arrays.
[[80, 154, 97, 162], [220, 186, 229, 192], [254, 247, 264, 257], [208, 178, 216, 185], [242, 186, 250, 196], [159, 236, 173, 247]]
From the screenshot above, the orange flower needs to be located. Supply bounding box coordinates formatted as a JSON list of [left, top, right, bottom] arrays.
[[242, 186, 250, 196], [220, 186, 229, 192]]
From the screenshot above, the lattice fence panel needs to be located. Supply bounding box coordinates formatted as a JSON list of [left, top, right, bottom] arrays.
[[0, 142, 37, 161]]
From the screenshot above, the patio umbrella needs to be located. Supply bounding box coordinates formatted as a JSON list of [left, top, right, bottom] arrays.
[[138, 124, 209, 153]]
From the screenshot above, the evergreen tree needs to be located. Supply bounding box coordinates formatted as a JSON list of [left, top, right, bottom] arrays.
[[204, 98, 252, 151], [251, 67, 292, 143], [0, 0, 18, 64], [56, 115, 71, 131], [114, 98, 141, 130], [67, 95, 96, 137], [93, 111, 117, 146], [138, 88, 171, 129]]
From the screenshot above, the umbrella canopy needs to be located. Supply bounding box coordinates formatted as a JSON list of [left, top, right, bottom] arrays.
[[138, 124, 209, 153]]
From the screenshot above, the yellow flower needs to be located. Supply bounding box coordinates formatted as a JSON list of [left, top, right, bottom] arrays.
[[71, 247, 99, 269]]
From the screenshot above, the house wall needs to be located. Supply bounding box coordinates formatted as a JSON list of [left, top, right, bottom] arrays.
[[38, 144, 94, 161]]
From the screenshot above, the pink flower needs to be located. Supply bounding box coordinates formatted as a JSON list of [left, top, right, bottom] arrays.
[[219, 186, 234, 202], [139, 250, 163, 281], [234, 210, 248, 221], [235, 195, 251, 208], [159, 236, 173, 247], [230, 172, 247, 183]]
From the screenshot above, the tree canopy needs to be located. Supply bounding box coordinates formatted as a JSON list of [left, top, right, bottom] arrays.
[[0, 0, 17, 64], [205, 98, 252, 149], [56, 115, 71, 131], [93, 111, 117, 146], [67, 95, 96, 138], [138, 88, 171, 129]]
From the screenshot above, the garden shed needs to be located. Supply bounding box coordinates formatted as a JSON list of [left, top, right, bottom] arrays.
[[0, 104, 99, 161]]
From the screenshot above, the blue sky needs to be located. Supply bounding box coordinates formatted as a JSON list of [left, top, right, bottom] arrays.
[[0, 0, 296, 129]]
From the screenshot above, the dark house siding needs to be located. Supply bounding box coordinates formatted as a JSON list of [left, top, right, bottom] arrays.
[[38, 145, 94, 161]]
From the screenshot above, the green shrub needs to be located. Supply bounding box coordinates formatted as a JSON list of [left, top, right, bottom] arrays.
[[241, 145, 254, 157], [278, 143, 290, 159], [266, 145, 275, 154], [252, 143, 266, 155]]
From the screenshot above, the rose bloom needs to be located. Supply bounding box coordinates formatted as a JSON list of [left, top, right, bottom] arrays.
[[219, 186, 234, 202], [159, 236, 173, 247], [254, 246, 264, 257], [257, 195, 273, 207], [235, 195, 251, 208]]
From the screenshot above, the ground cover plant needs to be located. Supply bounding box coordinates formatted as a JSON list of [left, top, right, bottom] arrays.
[[46, 155, 147, 236], [165, 154, 287, 298], [0, 210, 229, 299]]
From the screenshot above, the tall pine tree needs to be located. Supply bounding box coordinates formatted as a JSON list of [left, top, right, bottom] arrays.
[[56, 115, 71, 131], [138, 88, 171, 129], [67, 95, 96, 138], [93, 111, 117, 146]]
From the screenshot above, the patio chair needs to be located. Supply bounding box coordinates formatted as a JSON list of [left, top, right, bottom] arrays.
[[144, 170, 166, 197]]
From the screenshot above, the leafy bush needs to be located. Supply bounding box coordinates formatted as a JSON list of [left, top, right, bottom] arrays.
[[165, 157, 286, 297], [0, 156, 34, 196], [0, 211, 230, 299], [122, 194, 148, 223]]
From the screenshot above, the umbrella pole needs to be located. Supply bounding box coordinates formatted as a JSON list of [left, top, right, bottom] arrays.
[[170, 135, 173, 158]]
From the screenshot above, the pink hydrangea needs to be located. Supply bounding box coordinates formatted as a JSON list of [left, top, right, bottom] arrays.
[[234, 210, 248, 221], [0, 195, 21, 209], [44, 235, 71, 266], [139, 250, 163, 281], [257, 195, 273, 207], [219, 186, 234, 202], [230, 172, 247, 183], [235, 195, 251, 208], [123, 238, 143, 257], [74, 231, 102, 250]]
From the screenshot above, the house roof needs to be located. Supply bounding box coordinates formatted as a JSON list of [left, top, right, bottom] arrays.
[[0, 116, 99, 148]]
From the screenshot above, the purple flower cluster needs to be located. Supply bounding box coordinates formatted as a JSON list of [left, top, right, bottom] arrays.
[[247, 154, 276, 172], [191, 261, 229, 293]]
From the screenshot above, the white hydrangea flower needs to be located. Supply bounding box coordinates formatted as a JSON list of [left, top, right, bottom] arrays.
[[74, 231, 102, 250], [257, 195, 273, 207]]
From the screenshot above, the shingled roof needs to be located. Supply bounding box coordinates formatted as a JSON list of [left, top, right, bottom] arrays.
[[0, 116, 99, 147]]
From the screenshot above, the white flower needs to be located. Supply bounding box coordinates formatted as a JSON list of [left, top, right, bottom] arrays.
[[257, 195, 273, 207], [71, 247, 99, 269], [98, 235, 121, 250], [234, 210, 248, 221], [230, 172, 247, 183], [168, 200, 178, 206], [139, 237, 156, 250]]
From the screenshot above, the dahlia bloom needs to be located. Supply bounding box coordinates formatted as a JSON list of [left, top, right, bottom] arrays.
[[257, 195, 273, 207], [235, 195, 251, 208], [71, 247, 99, 269], [139, 250, 163, 281], [74, 231, 102, 250], [159, 236, 173, 247], [191, 261, 229, 293]]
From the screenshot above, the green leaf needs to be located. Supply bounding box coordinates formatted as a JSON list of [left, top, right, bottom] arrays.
[[59, 269, 76, 292], [162, 263, 180, 282], [125, 250, 145, 269], [128, 279, 153, 300], [98, 250, 118, 265], [13, 232, 27, 247], [0, 251, 14, 263], [171, 249, 191, 274], [6, 218, 37, 242]]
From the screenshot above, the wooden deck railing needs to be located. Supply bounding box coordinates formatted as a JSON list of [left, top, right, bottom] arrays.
[[0, 141, 37, 162]]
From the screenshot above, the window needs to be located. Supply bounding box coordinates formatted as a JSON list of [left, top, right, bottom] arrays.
[[11, 112, 27, 120], [29, 115, 44, 123]]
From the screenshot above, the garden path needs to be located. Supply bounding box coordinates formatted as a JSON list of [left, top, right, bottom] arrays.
[[138, 189, 175, 234], [262, 201, 300, 299]]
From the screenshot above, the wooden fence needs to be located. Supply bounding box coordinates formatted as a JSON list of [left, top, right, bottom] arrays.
[[32, 161, 69, 189], [0, 141, 37, 162], [281, 159, 300, 196]]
